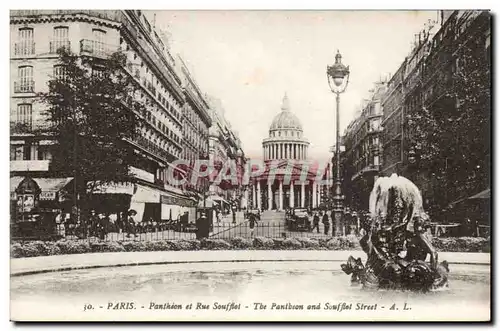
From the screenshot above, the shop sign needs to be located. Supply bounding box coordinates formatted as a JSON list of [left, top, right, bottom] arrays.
[[161, 194, 194, 207], [40, 191, 57, 200]]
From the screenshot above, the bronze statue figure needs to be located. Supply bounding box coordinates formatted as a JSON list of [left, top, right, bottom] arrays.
[[341, 174, 449, 292]]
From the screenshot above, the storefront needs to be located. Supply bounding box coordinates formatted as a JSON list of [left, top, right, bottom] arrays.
[[10, 176, 73, 238]]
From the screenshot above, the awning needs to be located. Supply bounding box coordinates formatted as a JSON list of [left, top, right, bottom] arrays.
[[132, 184, 161, 203], [468, 188, 490, 200], [11, 176, 73, 200], [89, 181, 135, 195], [448, 188, 491, 208], [211, 195, 228, 204]]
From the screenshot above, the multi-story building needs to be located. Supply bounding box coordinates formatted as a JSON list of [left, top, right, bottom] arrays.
[[206, 96, 246, 208], [419, 10, 491, 208], [9, 10, 196, 223], [177, 56, 212, 197], [381, 10, 491, 213], [342, 81, 386, 211]]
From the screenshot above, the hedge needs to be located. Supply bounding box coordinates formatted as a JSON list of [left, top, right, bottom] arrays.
[[10, 236, 490, 259]]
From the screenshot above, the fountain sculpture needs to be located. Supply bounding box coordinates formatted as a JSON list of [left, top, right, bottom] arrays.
[[341, 174, 449, 292]]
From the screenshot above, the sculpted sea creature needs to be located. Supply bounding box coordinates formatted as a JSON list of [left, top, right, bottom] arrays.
[[342, 174, 448, 292]]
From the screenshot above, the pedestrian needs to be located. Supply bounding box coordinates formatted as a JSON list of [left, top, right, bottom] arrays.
[[88, 209, 98, 238], [232, 206, 237, 224], [249, 212, 258, 237], [322, 211, 330, 235], [311, 212, 320, 233], [127, 209, 137, 238]]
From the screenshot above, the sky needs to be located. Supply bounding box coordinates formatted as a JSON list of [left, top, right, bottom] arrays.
[[147, 10, 440, 161]]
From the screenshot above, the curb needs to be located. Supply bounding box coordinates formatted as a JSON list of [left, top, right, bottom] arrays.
[[10, 250, 490, 277]]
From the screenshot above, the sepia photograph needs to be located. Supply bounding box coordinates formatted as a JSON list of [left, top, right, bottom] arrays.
[[8, 8, 491, 322]]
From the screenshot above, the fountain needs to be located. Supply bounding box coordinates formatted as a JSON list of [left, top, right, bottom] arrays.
[[341, 174, 449, 292]]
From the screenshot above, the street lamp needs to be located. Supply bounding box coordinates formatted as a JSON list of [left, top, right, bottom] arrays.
[[327, 50, 350, 237]]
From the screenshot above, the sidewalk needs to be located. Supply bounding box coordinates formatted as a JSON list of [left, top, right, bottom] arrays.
[[10, 250, 490, 276]]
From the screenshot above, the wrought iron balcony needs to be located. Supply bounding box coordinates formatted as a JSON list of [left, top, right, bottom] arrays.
[[80, 39, 117, 58], [14, 42, 35, 56], [14, 80, 35, 93], [128, 135, 174, 164], [49, 40, 71, 54]]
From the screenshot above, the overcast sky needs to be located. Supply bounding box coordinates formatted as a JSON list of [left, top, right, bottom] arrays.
[[147, 10, 440, 161]]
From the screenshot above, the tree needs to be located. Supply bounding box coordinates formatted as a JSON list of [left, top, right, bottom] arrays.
[[406, 15, 490, 210], [39, 48, 145, 212]]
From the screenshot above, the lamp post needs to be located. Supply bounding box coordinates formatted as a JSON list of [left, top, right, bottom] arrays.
[[327, 50, 350, 237]]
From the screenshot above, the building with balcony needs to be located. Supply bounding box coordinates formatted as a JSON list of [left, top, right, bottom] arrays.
[[206, 95, 247, 208], [342, 81, 386, 211], [9, 10, 196, 223], [380, 10, 490, 213], [177, 56, 212, 197]]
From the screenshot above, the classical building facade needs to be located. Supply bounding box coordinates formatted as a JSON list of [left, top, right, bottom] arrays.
[[342, 81, 386, 211], [249, 94, 328, 211], [9, 10, 208, 222], [206, 96, 246, 206], [262, 93, 309, 161]]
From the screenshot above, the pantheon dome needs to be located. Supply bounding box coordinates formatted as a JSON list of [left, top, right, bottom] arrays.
[[262, 93, 310, 161]]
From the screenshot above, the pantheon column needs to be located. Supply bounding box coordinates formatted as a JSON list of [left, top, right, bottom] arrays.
[[312, 182, 317, 208], [278, 181, 283, 210], [244, 187, 249, 209], [267, 183, 272, 210], [301, 182, 305, 208], [318, 184, 322, 207], [257, 181, 261, 210], [289, 181, 294, 208]]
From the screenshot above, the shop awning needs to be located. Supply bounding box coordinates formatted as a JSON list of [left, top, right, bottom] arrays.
[[448, 188, 491, 208], [211, 195, 228, 204], [89, 181, 135, 195], [10, 177, 73, 200]]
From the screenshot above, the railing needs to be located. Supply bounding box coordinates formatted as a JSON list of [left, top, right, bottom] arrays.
[[11, 215, 355, 243], [11, 10, 123, 23], [129, 135, 173, 164], [14, 80, 35, 93], [49, 40, 71, 54], [14, 42, 35, 56], [80, 39, 117, 58]]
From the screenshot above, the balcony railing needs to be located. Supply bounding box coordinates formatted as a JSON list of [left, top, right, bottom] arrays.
[[128, 135, 174, 164], [14, 80, 35, 93], [49, 40, 71, 54], [80, 39, 117, 58], [11, 120, 52, 134], [14, 42, 35, 56]]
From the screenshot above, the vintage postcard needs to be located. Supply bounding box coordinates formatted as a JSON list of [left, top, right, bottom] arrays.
[[9, 9, 491, 322]]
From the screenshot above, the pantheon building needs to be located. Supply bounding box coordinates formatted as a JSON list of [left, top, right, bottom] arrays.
[[248, 94, 329, 211]]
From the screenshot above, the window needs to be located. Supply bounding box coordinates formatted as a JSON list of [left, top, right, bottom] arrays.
[[53, 65, 67, 80], [16, 66, 34, 92], [17, 104, 32, 129], [92, 29, 106, 55], [10, 145, 24, 161], [16, 28, 34, 55], [37, 145, 52, 160], [52, 26, 69, 53]]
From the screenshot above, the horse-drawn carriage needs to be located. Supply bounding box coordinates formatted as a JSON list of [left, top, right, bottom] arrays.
[[286, 208, 311, 231]]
